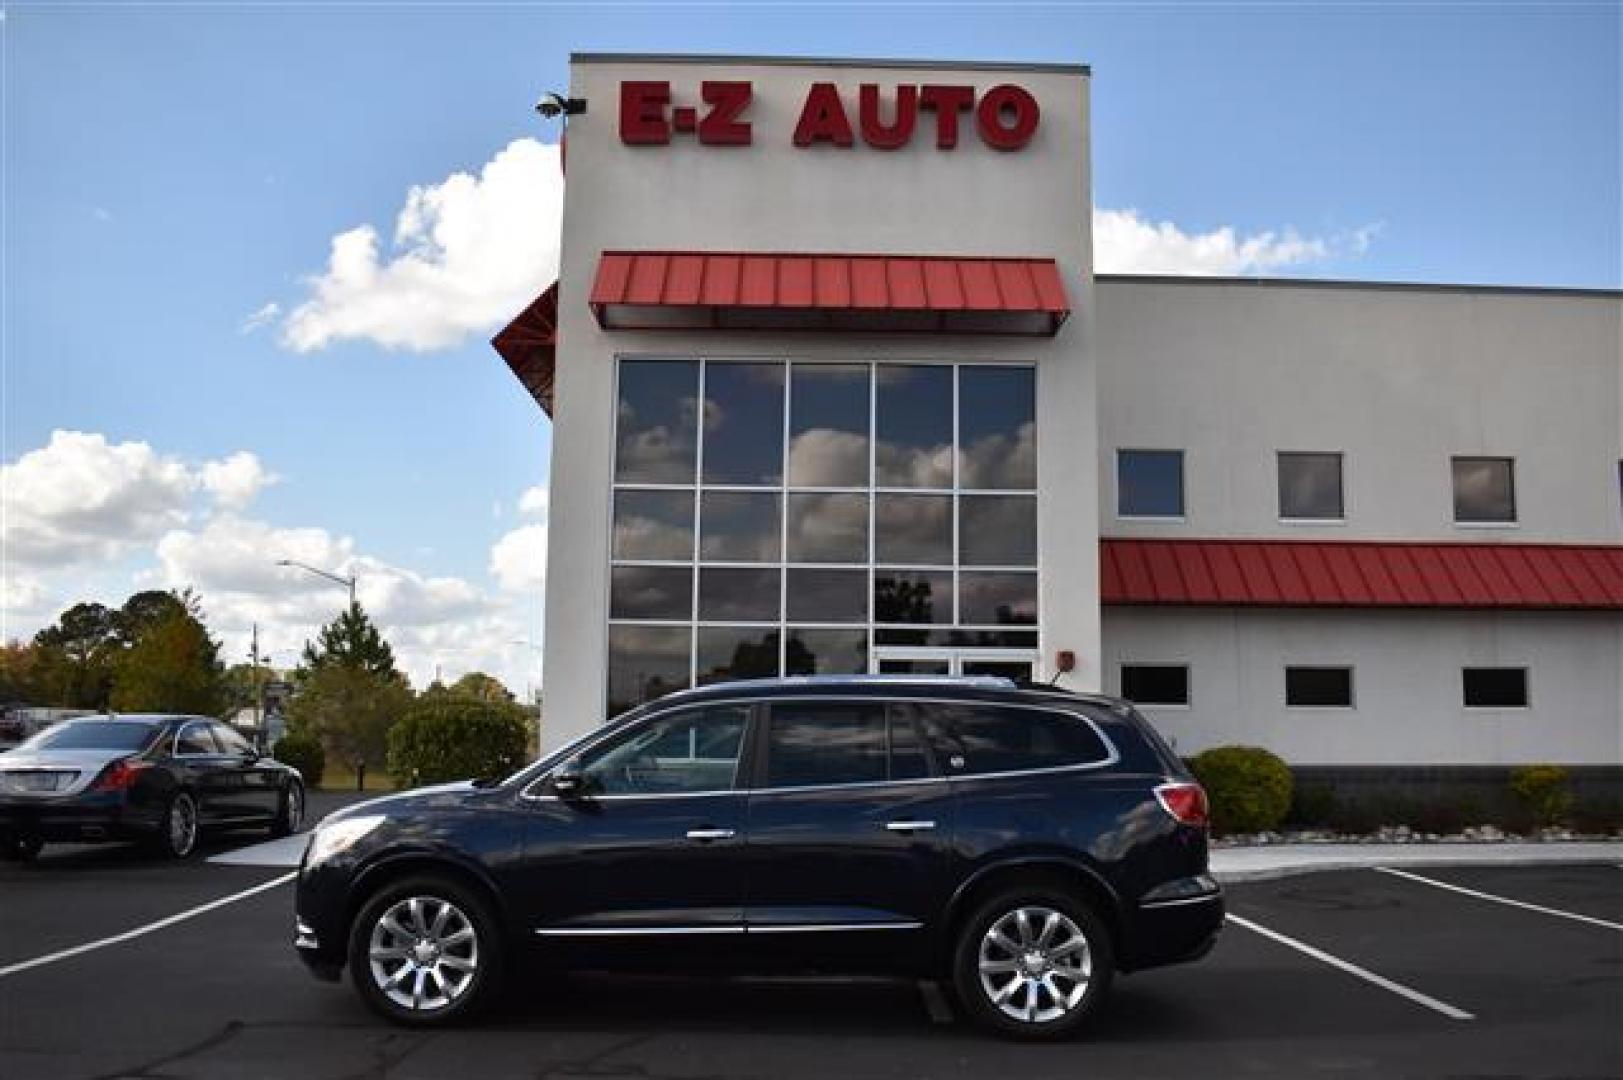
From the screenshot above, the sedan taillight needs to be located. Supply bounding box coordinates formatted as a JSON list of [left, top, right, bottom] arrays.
[[91, 758, 150, 793], [1154, 781, 1210, 828]]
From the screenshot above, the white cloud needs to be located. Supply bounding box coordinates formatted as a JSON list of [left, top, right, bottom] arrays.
[[1093, 208, 1361, 276], [200, 451, 279, 509], [281, 138, 564, 353], [517, 485, 549, 518], [241, 302, 281, 334], [490, 523, 547, 594]]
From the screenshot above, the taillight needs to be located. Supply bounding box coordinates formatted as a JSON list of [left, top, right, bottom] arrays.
[[91, 758, 150, 793], [1155, 781, 1210, 828]]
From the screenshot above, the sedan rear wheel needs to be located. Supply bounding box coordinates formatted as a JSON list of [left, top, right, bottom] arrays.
[[156, 792, 199, 859], [349, 876, 502, 1026], [271, 781, 304, 838]]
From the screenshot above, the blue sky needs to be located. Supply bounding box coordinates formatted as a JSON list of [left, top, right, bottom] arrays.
[[4, 2, 1618, 688]]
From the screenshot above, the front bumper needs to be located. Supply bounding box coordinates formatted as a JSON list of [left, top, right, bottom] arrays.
[[0, 793, 161, 843], [293, 851, 352, 980]]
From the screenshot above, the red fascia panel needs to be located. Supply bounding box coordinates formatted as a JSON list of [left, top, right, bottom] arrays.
[[1100, 538, 1623, 610], [589, 251, 1071, 335], [491, 282, 559, 416]]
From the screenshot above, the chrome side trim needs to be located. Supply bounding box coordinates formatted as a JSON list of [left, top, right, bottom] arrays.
[[748, 922, 922, 934], [534, 926, 747, 938], [1139, 893, 1223, 910]]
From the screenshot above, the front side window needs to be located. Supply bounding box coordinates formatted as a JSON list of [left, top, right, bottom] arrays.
[[922, 704, 1111, 775], [1463, 667, 1528, 708], [1120, 664, 1190, 707], [1452, 456, 1516, 523], [1278, 452, 1345, 520], [576, 706, 748, 795], [1118, 450, 1184, 518]]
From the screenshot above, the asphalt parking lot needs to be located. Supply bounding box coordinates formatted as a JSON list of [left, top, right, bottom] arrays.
[[1, 825, 1618, 1080]]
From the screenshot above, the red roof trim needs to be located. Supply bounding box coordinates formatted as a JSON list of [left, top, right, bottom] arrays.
[[589, 251, 1071, 336], [1100, 538, 1623, 610], [491, 283, 559, 416]]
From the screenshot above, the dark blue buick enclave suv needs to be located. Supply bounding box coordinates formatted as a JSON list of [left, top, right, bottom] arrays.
[[293, 676, 1221, 1038]]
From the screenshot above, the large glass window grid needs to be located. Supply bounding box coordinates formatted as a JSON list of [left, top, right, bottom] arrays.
[[609, 358, 1038, 710]]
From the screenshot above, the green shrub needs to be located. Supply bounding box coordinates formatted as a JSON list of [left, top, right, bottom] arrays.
[[1570, 796, 1623, 834], [1510, 765, 1573, 827], [1188, 746, 1294, 835], [1285, 783, 1336, 827], [273, 732, 326, 788], [388, 687, 531, 788]]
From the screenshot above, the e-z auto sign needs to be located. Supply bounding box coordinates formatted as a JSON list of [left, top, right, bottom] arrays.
[[619, 80, 1041, 150]]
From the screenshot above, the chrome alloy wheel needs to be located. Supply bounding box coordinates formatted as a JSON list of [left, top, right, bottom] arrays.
[[284, 785, 303, 832], [977, 905, 1093, 1024], [169, 794, 198, 856], [367, 896, 479, 1013]]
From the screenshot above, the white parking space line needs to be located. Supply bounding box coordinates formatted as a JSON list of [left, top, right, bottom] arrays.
[[1375, 866, 1623, 932], [1226, 914, 1474, 1021], [0, 871, 295, 979]]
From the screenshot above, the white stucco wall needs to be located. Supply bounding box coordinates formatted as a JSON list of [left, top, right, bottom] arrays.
[[1094, 278, 1623, 544], [542, 55, 1096, 747], [1103, 607, 1623, 766]]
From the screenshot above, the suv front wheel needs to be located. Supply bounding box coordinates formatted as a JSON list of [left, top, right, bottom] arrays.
[[348, 875, 502, 1026], [952, 886, 1114, 1040]]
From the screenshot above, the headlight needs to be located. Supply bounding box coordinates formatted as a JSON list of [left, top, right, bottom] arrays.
[[304, 814, 386, 867]]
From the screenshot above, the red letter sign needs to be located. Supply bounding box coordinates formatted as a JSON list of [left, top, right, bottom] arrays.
[[793, 83, 855, 147], [620, 81, 670, 145], [859, 84, 917, 150], [918, 85, 975, 149], [699, 81, 753, 145], [975, 84, 1040, 151]]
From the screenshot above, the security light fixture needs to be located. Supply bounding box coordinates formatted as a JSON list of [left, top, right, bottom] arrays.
[[534, 92, 586, 119]]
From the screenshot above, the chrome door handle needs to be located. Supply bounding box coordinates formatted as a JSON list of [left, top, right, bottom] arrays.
[[884, 821, 937, 832], [685, 828, 736, 841]]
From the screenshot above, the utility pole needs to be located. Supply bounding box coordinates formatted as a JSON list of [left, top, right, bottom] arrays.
[[250, 624, 266, 749]]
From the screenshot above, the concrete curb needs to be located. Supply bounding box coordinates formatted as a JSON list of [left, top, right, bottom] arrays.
[[1211, 841, 1623, 883]]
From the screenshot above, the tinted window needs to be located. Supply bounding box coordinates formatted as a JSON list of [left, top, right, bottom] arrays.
[[874, 570, 953, 624], [785, 569, 867, 623], [702, 363, 784, 486], [875, 365, 952, 488], [24, 721, 157, 752], [610, 566, 693, 620], [927, 705, 1110, 775], [175, 722, 218, 756], [958, 571, 1037, 625], [889, 714, 932, 780], [784, 628, 869, 675], [767, 702, 887, 788], [697, 627, 780, 685], [786, 493, 868, 563], [1285, 666, 1354, 707], [1463, 667, 1528, 708], [1452, 457, 1516, 523], [1118, 450, 1184, 518], [616, 360, 698, 483], [1121, 665, 1190, 706], [213, 724, 255, 755], [577, 706, 747, 795], [959, 496, 1036, 566], [959, 366, 1036, 490], [607, 625, 691, 716], [789, 365, 869, 487], [699, 491, 781, 562], [1278, 452, 1344, 520], [613, 489, 694, 561], [875, 494, 952, 565], [698, 567, 780, 622]]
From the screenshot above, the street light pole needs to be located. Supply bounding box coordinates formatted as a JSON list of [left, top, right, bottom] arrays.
[[275, 559, 358, 607]]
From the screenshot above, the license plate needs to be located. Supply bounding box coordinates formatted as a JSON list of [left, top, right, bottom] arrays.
[[1, 771, 71, 793]]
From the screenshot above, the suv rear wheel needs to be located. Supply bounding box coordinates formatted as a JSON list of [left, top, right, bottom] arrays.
[[952, 886, 1114, 1040], [348, 875, 502, 1026]]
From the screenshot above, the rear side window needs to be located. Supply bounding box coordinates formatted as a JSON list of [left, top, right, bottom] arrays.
[[925, 705, 1112, 776], [765, 701, 932, 788], [174, 722, 219, 756]]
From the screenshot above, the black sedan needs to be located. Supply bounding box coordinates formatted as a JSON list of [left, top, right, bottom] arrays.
[[0, 713, 305, 860]]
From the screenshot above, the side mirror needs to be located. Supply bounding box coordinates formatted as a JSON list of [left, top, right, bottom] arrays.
[[551, 758, 586, 797], [240, 747, 261, 764]]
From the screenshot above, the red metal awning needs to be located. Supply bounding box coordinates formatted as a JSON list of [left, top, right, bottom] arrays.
[[492, 283, 558, 415], [1100, 538, 1623, 609], [589, 252, 1071, 335]]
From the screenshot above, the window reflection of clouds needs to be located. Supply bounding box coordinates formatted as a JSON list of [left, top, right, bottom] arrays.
[[876, 365, 953, 488], [959, 571, 1038, 625], [612, 490, 694, 561], [959, 496, 1037, 566], [702, 363, 785, 486], [699, 567, 781, 622], [767, 705, 888, 787], [787, 493, 868, 563], [700, 491, 781, 562], [697, 627, 780, 684], [1452, 457, 1515, 522], [1278, 452, 1343, 519], [785, 628, 868, 675], [959, 368, 1036, 490], [616, 361, 699, 484], [789, 365, 869, 487], [610, 566, 693, 620], [875, 494, 952, 565], [785, 569, 867, 623], [606, 625, 691, 717]]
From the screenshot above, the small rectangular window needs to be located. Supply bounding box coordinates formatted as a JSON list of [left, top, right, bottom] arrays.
[[1118, 450, 1184, 518], [1278, 452, 1345, 520], [1120, 664, 1189, 706], [1452, 457, 1516, 523], [1463, 667, 1528, 708], [1285, 666, 1354, 708]]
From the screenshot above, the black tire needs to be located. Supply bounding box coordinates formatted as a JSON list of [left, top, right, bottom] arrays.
[[348, 874, 503, 1027], [271, 780, 305, 838], [153, 791, 200, 859], [951, 885, 1114, 1040]]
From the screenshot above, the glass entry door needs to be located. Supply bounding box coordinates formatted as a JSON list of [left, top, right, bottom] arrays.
[[871, 649, 1037, 682]]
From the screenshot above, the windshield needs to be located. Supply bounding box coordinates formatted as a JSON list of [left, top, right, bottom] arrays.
[[19, 720, 160, 753]]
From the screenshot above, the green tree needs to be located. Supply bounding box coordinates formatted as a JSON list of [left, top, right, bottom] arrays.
[[300, 603, 400, 681], [109, 607, 227, 715], [450, 672, 514, 704], [113, 590, 194, 647], [286, 664, 411, 787], [32, 602, 119, 708], [0, 641, 42, 704], [388, 685, 530, 787]]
